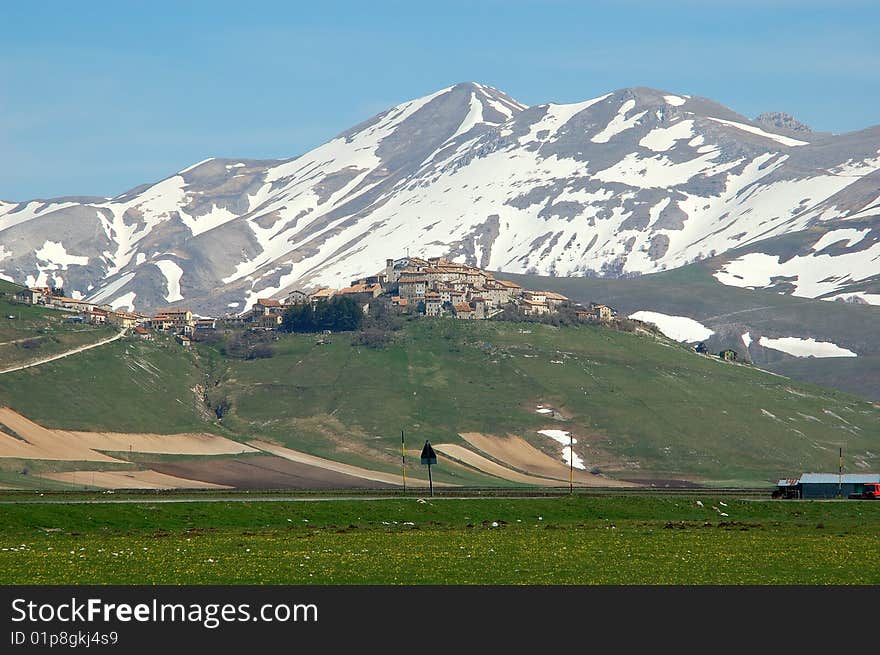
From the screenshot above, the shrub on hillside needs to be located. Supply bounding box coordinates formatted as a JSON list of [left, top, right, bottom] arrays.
[[362, 299, 403, 331], [351, 328, 393, 349], [246, 343, 274, 359], [192, 330, 223, 345], [205, 390, 231, 419], [222, 331, 275, 359], [491, 305, 579, 327], [281, 297, 363, 333]]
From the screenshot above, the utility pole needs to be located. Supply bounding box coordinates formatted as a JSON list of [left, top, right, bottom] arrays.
[[570, 432, 574, 495], [838, 447, 843, 499], [401, 429, 406, 494]]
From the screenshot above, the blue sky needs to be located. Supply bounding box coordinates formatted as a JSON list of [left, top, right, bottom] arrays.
[[2, 0, 878, 199]]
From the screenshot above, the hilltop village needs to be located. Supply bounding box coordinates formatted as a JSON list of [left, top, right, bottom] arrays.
[[10, 257, 618, 341], [282, 257, 616, 323]]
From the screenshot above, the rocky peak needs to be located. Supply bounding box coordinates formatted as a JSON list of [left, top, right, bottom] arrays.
[[754, 112, 812, 134]]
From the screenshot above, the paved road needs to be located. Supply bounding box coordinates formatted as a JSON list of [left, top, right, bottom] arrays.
[[0, 328, 126, 375], [0, 494, 538, 505]]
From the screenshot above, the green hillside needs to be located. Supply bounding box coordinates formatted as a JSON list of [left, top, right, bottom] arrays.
[[499, 265, 880, 400], [0, 280, 116, 370], [1, 317, 877, 485], [0, 335, 211, 434]]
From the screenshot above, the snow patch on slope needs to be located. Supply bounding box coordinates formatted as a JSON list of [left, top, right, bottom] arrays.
[[758, 336, 857, 358], [639, 120, 694, 152], [87, 272, 135, 304], [705, 117, 808, 147], [629, 311, 714, 342], [178, 204, 239, 237], [446, 91, 484, 142], [110, 291, 136, 311], [179, 158, 215, 174], [0, 201, 79, 232], [537, 429, 586, 470], [592, 100, 647, 143], [35, 241, 90, 268], [595, 150, 739, 189], [154, 260, 184, 303], [714, 240, 880, 299], [516, 94, 612, 145], [25, 240, 91, 288], [811, 228, 871, 251]]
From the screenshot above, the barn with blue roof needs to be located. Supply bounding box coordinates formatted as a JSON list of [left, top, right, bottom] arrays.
[[774, 473, 880, 499]]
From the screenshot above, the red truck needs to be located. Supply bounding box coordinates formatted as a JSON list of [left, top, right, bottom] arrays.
[[848, 482, 880, 499]]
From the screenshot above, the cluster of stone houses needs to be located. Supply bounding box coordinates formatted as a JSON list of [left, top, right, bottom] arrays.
[[14, 287, 143, 329], [381, 257, 620, 320], [11, 256, 619, 340], [11, 287, 214, 347], [244, 257, 537, 320], [272, 256, 618, 322], [383, 257, 538, 319]]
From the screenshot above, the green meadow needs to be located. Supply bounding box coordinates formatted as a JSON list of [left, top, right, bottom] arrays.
[[0, 495, 877, 585]]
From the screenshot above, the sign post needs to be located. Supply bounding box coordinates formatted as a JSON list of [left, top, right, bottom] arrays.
[[420, 440, 437, 497]]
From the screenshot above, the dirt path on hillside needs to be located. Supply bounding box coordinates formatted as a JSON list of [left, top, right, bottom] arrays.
[[0, 407, 254, 461], [460, 432, 633, 487], [63, 430, 257, 455], [0, 407, 121, 462], [434, 443, 567, 486], [251, 440, 455, 488], [0, 336, 49, 347], [148, 455, 395, 490], [38, 469, 231, 490], [0, 329, 126, 375]]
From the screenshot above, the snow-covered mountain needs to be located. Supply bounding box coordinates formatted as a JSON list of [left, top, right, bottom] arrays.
[[1, 82, 878, 315]]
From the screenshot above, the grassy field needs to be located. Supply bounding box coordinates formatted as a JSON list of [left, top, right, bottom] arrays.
[[1, 318, 878, 485], [0, 494, 877, 584]]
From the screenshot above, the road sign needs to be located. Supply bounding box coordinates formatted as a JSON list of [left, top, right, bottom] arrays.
[[421, 441, 437, 496], [420, 441, 437, 465]]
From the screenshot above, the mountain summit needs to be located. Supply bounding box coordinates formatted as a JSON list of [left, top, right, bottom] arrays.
[[1, 83, 878, 314]]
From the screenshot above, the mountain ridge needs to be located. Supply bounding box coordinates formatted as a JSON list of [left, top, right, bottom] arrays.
[[1, 82, 878, 316]]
